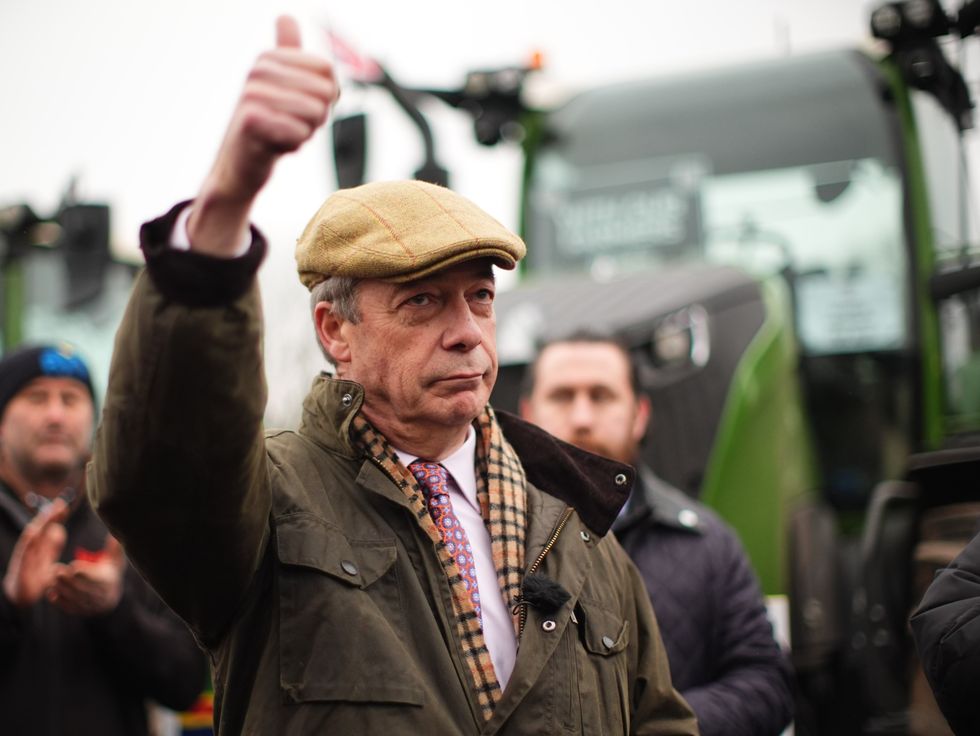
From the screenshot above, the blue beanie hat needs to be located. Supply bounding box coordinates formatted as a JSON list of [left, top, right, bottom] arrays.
[[0, 344, 95, 421]]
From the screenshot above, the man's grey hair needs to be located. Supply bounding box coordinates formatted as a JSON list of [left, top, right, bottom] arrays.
[[310, 276, 361, 366]]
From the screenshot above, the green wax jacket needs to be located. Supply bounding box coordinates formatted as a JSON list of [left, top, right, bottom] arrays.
[[88, 209, 697, 736]]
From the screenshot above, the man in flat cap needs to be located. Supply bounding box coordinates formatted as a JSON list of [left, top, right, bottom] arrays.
[[89, 16, 698, 736], [0, 344, 205, 736]]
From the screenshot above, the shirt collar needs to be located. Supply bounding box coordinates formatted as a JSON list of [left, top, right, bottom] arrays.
[[392, 426, 479, 511]]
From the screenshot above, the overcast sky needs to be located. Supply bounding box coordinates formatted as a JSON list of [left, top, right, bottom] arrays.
[[0, 0, 966, 422], [1, 0, 875, 251]]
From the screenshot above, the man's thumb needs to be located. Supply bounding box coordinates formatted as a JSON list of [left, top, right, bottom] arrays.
[[276, 15, 302, 49]]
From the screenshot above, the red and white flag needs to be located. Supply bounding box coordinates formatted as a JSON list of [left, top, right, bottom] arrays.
[[324, 29, 382, 83]]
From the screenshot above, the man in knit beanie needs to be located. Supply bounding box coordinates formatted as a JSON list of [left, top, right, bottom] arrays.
[[0, 343, 206, 736], [0, 343, 95, 508]]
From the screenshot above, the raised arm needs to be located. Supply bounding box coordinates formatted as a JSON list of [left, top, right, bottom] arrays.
[[189, 15, 337, 256], [88, 16, 337, 646]]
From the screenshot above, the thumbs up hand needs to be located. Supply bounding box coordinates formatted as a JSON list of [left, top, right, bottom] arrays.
[[188, 15, 339, 257]]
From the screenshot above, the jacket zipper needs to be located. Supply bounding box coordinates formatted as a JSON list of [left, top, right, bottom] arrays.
[[519, 506, 575, 637]]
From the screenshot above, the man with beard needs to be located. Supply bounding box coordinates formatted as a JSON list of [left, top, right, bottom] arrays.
[[520, 333, 794, 736], [0, 343, 206, 736]]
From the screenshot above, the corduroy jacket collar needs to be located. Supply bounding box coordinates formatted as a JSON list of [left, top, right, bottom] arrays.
[[297, 374, 634, 536]]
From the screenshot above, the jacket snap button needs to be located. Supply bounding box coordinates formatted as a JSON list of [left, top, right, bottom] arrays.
[[341, 393, 353, 407], [614, 473, 628, 486], [602, 635, 615, 650], [580, 530, 591, 542], [542, 620, 557, 632], [678, 509, 699, 528], [341, 560, 358, 576]]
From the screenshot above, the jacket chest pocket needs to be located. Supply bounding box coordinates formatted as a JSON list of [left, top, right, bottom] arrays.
[[274, 513, 425, 707], [568, 600, 631, 735]]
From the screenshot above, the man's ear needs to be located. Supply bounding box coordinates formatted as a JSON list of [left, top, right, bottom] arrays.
[[632, 394, 652, 445], [314, 302, 351, 366]]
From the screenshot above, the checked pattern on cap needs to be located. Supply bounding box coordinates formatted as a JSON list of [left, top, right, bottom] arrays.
[[409, 461, 483, 620]]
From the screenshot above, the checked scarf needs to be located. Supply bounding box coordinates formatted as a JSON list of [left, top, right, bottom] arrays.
[[350, 405, 527, 719]]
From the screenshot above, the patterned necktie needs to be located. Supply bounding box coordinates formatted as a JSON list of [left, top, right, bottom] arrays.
[[409, 460, 483, 620]]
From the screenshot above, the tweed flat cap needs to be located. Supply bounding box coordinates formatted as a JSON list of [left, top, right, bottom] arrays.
[[295, 180, 526, 289]]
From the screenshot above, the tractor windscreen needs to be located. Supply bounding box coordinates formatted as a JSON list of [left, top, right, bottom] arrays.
[[524, 50, 907, 357]]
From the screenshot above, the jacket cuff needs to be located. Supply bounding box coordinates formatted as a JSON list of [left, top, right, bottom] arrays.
[[139, 200, 267, 307]]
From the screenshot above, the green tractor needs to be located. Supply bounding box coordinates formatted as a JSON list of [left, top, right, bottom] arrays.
[[4, 1, 980, 730], [0, 192, 137, 388], [330, 1, 980, 732]]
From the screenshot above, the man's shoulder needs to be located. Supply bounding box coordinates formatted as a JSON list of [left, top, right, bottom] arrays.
[[262, 427, 361, 512], [263, 427, 307, 463], [263, 424, 351, 460], [639, 468, 711, 533], [639, 468, 747, 552]]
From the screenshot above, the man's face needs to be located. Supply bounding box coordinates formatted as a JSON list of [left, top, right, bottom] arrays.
[[520, 341, 649, 465], [337, 260, 498, 445], [0, 377, 94, 482]]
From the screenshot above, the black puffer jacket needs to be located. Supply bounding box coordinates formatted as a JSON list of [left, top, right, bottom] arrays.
[[613, 467, 794, 736], [911, 529, 980, 736]]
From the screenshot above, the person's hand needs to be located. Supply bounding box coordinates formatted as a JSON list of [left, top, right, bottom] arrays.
[[48, 535, 125, 616], [188, 15, 339, 257], [2, 499, 69, 607]]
